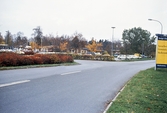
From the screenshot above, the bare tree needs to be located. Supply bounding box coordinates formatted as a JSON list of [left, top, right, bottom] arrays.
[[5, 31, 13, 47], [13, 32, 28, 47], [0, 32, 4, 44], [32, 26, 43, 46], [70, 32, 87, 53]]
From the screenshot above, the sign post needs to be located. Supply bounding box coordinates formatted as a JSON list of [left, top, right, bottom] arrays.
[[155, 34, 167, 70]]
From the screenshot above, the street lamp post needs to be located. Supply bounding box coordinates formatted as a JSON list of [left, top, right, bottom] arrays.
[[41, 37, 42, 51], [111, 27, 115, 56], [148, 19, 163, 34], [142, 38, 145, 56], [148, 19, 163, 70]]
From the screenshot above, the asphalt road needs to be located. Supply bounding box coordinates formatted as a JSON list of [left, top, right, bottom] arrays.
[[0, 60, 155, 113]]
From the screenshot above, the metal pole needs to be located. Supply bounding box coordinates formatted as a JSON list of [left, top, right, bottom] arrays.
[[148, 19, 163, 34], [41, 37, 42, 51], [148, 19, 163, 70], [111, 27, 115, 56]]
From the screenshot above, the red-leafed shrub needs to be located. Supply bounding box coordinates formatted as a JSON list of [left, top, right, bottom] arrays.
[[49, 54, 60, 64], [58, 54, 73, 63], [0, 52, 20, 66], [21, 56, 34, 65], [67, 55, 73, 62], [58, 55, 66, 63], [0, 53, 74, 67], [34, 54, 51, 64], [16, 55, 25, 65], [32, 56, 43, 64]]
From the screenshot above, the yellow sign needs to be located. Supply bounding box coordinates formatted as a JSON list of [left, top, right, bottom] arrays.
[[156, 34, 167, 68]]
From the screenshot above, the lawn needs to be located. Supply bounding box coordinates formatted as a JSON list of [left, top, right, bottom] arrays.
[[107, 68, 167, 113]]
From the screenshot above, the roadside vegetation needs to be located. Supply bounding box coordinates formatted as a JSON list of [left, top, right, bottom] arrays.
[[122, 57, 155, 61], [1, 27, 156, 59], [107, 68, 167, 113], [0, 52, 73, 67]]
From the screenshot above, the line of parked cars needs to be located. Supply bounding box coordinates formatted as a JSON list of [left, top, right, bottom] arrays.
[[117, 54, 143, 60]]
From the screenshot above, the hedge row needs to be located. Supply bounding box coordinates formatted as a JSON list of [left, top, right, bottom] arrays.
[[72, 54, 114, 61], [0, 52, 73, 66]]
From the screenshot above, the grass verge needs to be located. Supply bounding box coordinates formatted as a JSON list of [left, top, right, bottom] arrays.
[[0, 62, 79, 70], [107, 68, 167, 113]]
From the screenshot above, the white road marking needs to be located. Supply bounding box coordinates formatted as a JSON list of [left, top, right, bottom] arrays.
[[0, 80, 30, 88], [61, 71, 81, 75]]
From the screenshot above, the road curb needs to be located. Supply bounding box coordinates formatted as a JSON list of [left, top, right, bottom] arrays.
[[103, 82, 129, 113]]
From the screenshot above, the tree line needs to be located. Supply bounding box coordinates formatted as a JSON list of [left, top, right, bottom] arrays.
[[0, 26, 156, 57]]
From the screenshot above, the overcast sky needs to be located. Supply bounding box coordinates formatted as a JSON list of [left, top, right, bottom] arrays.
[[0, 0, 166, 41]]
